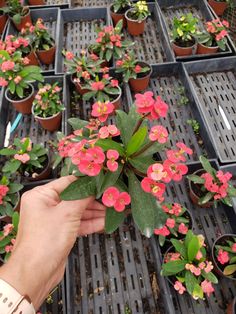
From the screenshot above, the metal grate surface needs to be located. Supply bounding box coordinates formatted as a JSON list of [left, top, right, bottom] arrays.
[[28, 0, 69, 7], [184, 57, 236, 163], [151, 161, 236, 314], [66, 218, 162, 314], [73, 0, 110, 6], [122, 3, 173, 64], [129, 63, 216, 162]]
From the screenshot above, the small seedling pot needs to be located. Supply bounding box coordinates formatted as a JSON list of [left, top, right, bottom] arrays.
[[0, 14, 8, 34], [36, 45, 55, 65], [110, 86, 122, 110], [197, 43, 219, 55], [22, 154, 51, 182], [173, 38, 197, 57], [32, 105, 62, 132], [11, 8, 32, 31], [129, 62, 152, 92], [5, 83, 35, 115], [26, 49, 39, 66], [110, 4, 129, 28], [125, 9, 147, 36], [208, 0, 228, 16]]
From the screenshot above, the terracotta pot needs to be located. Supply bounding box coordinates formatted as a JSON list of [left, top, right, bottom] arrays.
[[211, 234, 236, 281], [23, 154, 51, 182], [0, 0, 6, 7], [188, 169, 214, 208], [0, 192, 20, 223], [36, 45, 55, 65], [197, 43, 219, 55], [0, 14, 8, 34], [32, 105, 62, 132], [173, 38, 196, 57], [208, 0, 228, 16], [227, 297, 236, 314], [5, 84, 35, 115], [11, 9, 32, 31], [28, 0, 45, 5], [110, 4, 129, 28], [111, 86, 122, 110], [26, 50, 39, 65], [71, 75, 89, 95], [129, 62, 152, 92], [125, 9, 147, 36]]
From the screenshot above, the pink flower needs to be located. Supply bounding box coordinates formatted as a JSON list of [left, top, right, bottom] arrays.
[[147, 163, 166, 181], [199, 262, 206, 270], [98, 125, 120, 139], [150, 96, 169, 120], [154, 225, 170, 236], [217, 249, 230, 264], [91, 81, 105, 91], [78, 160, 102, 176], [134, 65, 142, 73], [1, 60, 15, 72], [65, 51, 74, 60], [216, 29, 228, 41], [91, 101, 114, 122], [90, 53, 99, 61], [108, 125, 120, 137], [196, 250, 203, 260], [216, 170, 232, 184], [141, 177, 166, 201], [111, 79, 119, 87], [5, 245, 13, 253], [222, 20, 229, 28], [0, 77, 8, 87], [107, 149, 119, 172], [116, 60, 124, 67], [201, 280, 214, 297], [22, 57, 30, 65], [0, 185, 9, 198], [163, 160, 188, 181], [102, 187, 119, 207], [166, 218, 175, 229], [165, 252, 181, 262], [204, 261, 213, 273], [14, 76, 22, 84], [3, 224, 13, 237], [135, 91, 155, 114], [174, 281, 186, 295], [176, 142, 193, 155], [172, 203, 182, 216], [178, 223, 188, 234], [114, 192, 131, 212], [14, 153, 30, 164], [149, 125, 168, 143], [86, 147, 105, 164], [232, 243, 236, 253]]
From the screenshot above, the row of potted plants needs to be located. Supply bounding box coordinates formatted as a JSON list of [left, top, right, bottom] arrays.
[[171, 13, 230, 56]]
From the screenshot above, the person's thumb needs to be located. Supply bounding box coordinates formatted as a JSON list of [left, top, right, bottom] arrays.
[[57, 196, 95, 218]]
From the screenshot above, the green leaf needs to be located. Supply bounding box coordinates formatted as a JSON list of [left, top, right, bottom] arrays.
[[12, 13, 21, 24], [0, 148, 18, 156], [187, 234, 200, 261], [105, 207, 125, 233], [199, 156, 215, 176], [202, 271, 218, 284], [159, 235, 166, 246], [16, 85, 23, 98], [82, 91, 96, 101], [105, 49, 112, 62], [161, 260, 187, 276], [68, 118, 88, 131], [129, 156, 154, 174], [0, 236, 11, 248], [136, 141, 164, 158], [227, 186, 236, 197], [223, 264, 236, 276], [192, 284, 204, 300], [128, 171, 166, 237], [171, 239, 187, 259], [95, 139, 124, 156], [8, 183, 23, 194], [3, 160, 21, 174], [199, 192, 213, 205], [5, 202, 13, 217], [98, 164, 123, 198], [126, 126, 147, 157], [12, 212, 19, 232], [185, 271, 198, 294], [187, 174, 205, 184], [60, 177, 96, 200], [52, 155, 62, 170]]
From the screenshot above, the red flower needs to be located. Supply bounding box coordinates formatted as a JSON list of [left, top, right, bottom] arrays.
[[141, 177, 166, 201], [91, 101, 114, 122], [102, 187, 119, 207], [163, 160, 188, 181], [79, 160, 102, 176], [111, 79, 119, 87], [178, 223, 188, 234], [154, 226, 170, 236], [166, 218, 175, 229], [134, 65, 142, 73], [114, 192, 131, 212], [217, 249, 229, 264], [150, 96, 169, 120], [91, 81, 105, 91], [135, 91, 155, 114]]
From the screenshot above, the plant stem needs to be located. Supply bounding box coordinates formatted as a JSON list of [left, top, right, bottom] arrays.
[[132, 113, 149, 135], [131, 141, 155, 158]]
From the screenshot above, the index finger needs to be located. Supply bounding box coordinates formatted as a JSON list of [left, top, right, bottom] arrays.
[[44, 175, 77, 194]]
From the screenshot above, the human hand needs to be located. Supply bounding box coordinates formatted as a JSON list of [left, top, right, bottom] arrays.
[[0, 175, 105, 310]]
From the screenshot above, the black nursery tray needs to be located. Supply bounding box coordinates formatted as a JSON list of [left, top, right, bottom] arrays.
[[117, 2, 174, 65], [184, 56, 236, 164], [0, 75, 64, 178], [129, 62, 216, 162], [5, 8, 59, 74], [55, 7, 109, 74], [25, 0, 70, 9], [151, 160, 236, 314], [72, 0, 110, 6], [157, 0, 236, 61], [65, 219, 163, 314]]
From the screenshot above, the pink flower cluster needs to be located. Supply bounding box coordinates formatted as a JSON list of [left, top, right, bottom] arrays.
[[91, 101, 114, 122], [0, 35, 30, 55], [14, 153, 30, 164], [34, 84, 61, 111], [205, 19, 229, 41], [201, 170, 232, 200], [0, 185, 9, 205], [95, 25, 122, 48], [102, 187, 131, 212], [217, 249, 230, 264]]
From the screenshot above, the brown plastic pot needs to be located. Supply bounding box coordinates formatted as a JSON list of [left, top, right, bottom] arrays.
[[0, 14, 8, 34], [197, 43, 218, 55], [211, 234, 236, 281], [208, 0, 228, 16], [0, 192, 20, 223], [111, 86, 122, 110], [11, 9, 32, 31], [129, 62, 152, 92], [188, 169, 214, 208], [227, 297, 236, 314], [110, 4, 129, 27], [36, 45, 55, 65], [32, 105, 62, 132], [5, 84, 35, 115], [172, 39, 196, 56], [0, 0, 6, 7], [23, 154, 51, 182], [71, 75, 90, 95], [26, 50, 39, 66], [125, 9, 147, 36], [28, 0, 45, 4]]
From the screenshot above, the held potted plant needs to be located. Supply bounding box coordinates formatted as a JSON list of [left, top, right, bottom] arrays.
[[0, 8, 8, 34], [161, 230, 218, 300], [208, 0, 233, 16], [0, 50, 44, 114], [3, 0, 31, 31], [63, 49, 103, 95], [197, 19, 229, 54], [187, 156, 236, 208], [0, 137, 50, 181], [115, 51, 151, 92], [21, 18, 55, 65], [0, 34, 39, 65], [125, 0, 150, 36], [82, 74, 122, 109], [212, 234, 236, 281], [154, 203, 192, 247], [110, 0, 131, 27], [172, 13, 198, 57], [88, 20, 133, 67], [0, 176, 23, 218], [32, 82, 64, 132], [0, 212, 19, 262], [53, 91, 193, 237]]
